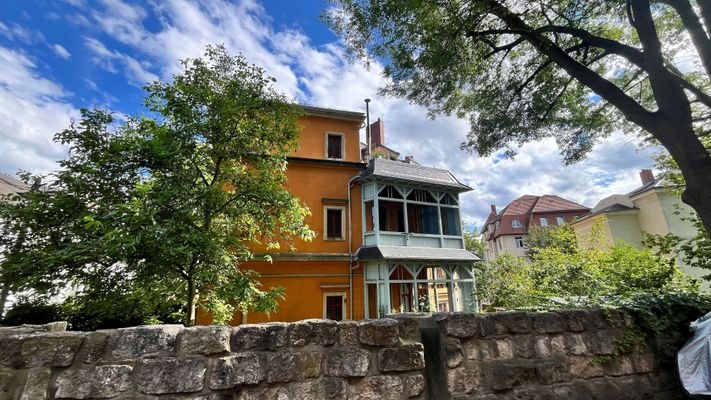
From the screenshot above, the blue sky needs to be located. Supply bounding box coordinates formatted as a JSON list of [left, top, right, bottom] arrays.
[[0, 0, 659, 227]]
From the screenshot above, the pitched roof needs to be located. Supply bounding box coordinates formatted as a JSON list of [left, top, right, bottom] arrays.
[[0, 173, 29, 195], [531, 195, 590, 213], [573, 203, 638, 223], [358, 158, 471, 192], [300, 105, 365, 122], [626, 177, 665, 198], [357, 245, 481, 262]]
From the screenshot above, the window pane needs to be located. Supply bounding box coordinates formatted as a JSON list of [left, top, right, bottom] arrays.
[[379, 200, 405, 232], [407, 189, 436, 203], [407, 204, 440, 234], [326, 296, 343, 320], [327, 209, 342, 238], [327, 134, 342, 159], [540, 217, 548, 227], [441, 207, 461, 236], [378, 185, 403, 199], [557, 216, 565, 225]]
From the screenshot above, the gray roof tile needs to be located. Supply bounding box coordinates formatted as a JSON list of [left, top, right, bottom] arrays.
[[358, 158, 471, 192], [356, 245, 481, 262]]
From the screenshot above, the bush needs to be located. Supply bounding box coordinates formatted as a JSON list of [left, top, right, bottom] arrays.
[[1, 297, 63, 326]]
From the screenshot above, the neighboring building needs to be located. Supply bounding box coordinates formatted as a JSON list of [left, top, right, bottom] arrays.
[[201, 106, 479, 324], [571, 169, 702, 282], [481, 195, 590, 261], [0, 173, 29, 196]]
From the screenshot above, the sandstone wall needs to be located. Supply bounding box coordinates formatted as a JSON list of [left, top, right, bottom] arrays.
[[0, 309, 686, 399]]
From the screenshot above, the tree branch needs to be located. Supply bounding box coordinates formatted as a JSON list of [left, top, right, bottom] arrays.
[[662, 0, 711, 78]]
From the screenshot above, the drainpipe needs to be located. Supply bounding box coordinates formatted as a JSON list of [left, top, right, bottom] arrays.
[[347, 174, 359, 320], [365, 98, 371, 160]]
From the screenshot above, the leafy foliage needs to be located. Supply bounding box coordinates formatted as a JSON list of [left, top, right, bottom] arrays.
[[0, 45, 313, 326], [463, 227, 486, 258], [525, 224, 578, 258]]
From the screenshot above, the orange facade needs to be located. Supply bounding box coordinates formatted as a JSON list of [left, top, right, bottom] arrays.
[[233, 108, 367, 324]]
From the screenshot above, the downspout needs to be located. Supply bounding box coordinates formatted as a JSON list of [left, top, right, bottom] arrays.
[[347, 174, 359, 320]]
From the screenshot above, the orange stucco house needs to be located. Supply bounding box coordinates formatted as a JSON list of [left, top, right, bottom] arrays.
[[208, 105, 480, 324]]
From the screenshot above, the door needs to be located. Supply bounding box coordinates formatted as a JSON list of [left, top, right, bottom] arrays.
[[323, 293, 346, 321]]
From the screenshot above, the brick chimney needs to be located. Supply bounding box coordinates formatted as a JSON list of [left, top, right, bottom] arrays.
[[490, 204, 497, 215], [640, 169, 655, 185], [370, 118, 385, 146]]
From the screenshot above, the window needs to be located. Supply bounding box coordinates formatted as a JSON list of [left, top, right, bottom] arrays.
[[540, 217, 549, 227], [407, 204, 440, 234], [512, 219, 522, 228], [441, 207, 461, 236], [326, 133, 344, 159], [324, 207, 345, 239], [323, 293, 345, 320], [515, 236, 524, 248], [379, 200, 405, 232], [407, 189, 436, 203], [556, 216, 565, 225]]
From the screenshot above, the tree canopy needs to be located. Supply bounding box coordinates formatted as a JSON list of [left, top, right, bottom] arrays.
[[326, 0, 711, 235], [0, 46, 313, 326]]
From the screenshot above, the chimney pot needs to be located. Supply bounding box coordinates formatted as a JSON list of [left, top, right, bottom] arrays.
[[490, 204, 497, 214], [640, 169, 655, 185]]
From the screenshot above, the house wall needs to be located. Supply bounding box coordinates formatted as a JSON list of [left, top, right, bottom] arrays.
[[498, 235, 527, 258], [606, 213, 643, 248], [656, 192, 696, 239], [292, 115, 362, 162], [633, 191, 670, 237], [572, 215, 612, 249]]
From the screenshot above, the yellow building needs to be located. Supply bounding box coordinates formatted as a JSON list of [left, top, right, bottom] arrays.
[[201, 105, 480, 325], [571, 169, 702, 283]]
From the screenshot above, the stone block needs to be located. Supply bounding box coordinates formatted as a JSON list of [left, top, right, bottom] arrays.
[[237, 387, 290, 400], [111, 325, 182, 360], [532, 312, 565, 333], [137, 357, 207, 394], [478, 314, 505, 337], [82, 331, 110, 363], [495, 339, 514, 359], [587, 330, 616, 355], [491, 311, 532, 334], [19, 368, 51, 400], [385, 314, 422, 342], [2, 332, 86, 368], [324, 348, 370, 377], [486, 360, 537, 391], [179, 326, 231, 355], [535, 336, 551, 358], [445, 339, 464, 368], [463, 339, 495, 361], [535, 355, 571, 385], [289, 319, 338, 346], [569, 356, 604, 379], [292, 378, 346, 400], [632, 351, 655, 373], [0, 371, 19, 400], [511, 387, 557, 400], [358, 319, 399, 346], [603, 355, 635, 376], [55, 365, 133, 399], [447, 366, 480, 394], [562, 309, 594, 332], [435, 312, 480, 338], [378, 343, 425, 372], [565, 334, 587, 355], [267, 351, 322, 383], [209, 353, 265, 390], [512, 335, 536, 359], [349, 375, 402, 400], [232, 322, 287, 351], [404, 374, 425, 398], [584, 378, 625, 399], [550, 335, 566, 355], [337, 320, 359, 346]]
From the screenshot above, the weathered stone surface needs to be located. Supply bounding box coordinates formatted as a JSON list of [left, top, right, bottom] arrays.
[[358, 319, 399, 346], [237, 387, 290, 400], [532, 312, 565, 333], [535, 336, 551, 358], [569, 356, 604, 379], [447, 366, 480, 394], [495, 339, 514, 359], [378, 343, 425, 372], [232, 322, 287, 351], [289, 319, 338, 346], [511, 387, 557, 400], [292, 378, 346, 400], [385, 313, 424, 342], [82, 331, 110, 364], [586, 330, 616, 355], [463, 339, 495, 361], [632, 351, 655, 373], [337, 320, 358, 346], [3, 332, 86, 368], [325, 348, 370, 377], [550, 335, 566, 355], [0, 322, 66, 337], [404, 374, 426, 398], [563, 309, 594, 332], [55, 365, 133, 399], [512, 335, 536, 359], [267, 351, 322, 383], [536, 355, 571, 385], [435, 312, 479, 338], [565, 334, 587, 355], [0, 371, 18, 400], [603, 355, 635, 376], [209, 353, 265, 389], [445, 340, 464, 368], [19, 368, 51, 400], [111, 325, 182, 360], [349, 375, 402, 400], [494, 311, 533, 334], [137, 357, 207, 394], [486, 360, 537, 391], [179, 326, 231, 355]]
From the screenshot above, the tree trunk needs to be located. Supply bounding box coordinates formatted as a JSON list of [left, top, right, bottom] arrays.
[[187, 277, 197, 326], [0, 284, 8, 320]]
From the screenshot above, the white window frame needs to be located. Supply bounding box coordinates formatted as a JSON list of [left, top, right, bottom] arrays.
[[515, 236, 524, 248], [324, 206, 346, 240], [325, 132, 345, 160], [323, 292, 347, 320], [512, 219, 522, 228], [540, 217, 549, 227], [556, 216, 565, 225]]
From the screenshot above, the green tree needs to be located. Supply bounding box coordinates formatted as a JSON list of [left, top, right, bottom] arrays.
[[326, 0, 711, 236], [0, 46, 313, 326], [463, 227, 486, 258], [525, 224, 578, 258]]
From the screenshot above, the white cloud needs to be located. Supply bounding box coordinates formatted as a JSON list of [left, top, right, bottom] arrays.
[[0, 46, 78, 175], [51, 44, 71, 59], [83, 37, 159, 86]]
